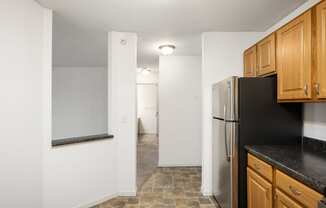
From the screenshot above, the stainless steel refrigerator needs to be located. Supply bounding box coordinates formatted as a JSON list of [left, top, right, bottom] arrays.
[[212, 76, 302, 208]]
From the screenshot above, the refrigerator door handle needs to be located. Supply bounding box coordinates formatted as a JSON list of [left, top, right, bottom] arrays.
[[224, 105, 230, 161]]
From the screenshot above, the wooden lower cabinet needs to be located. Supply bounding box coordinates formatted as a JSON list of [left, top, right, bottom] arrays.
[[247, 154, 323, 208], [276, 170, 323, 208], [275, 189, 303, 208], [247, 168, 272, 208]]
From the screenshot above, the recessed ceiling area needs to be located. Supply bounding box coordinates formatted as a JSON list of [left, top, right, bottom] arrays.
[[37, 0, 307, 69]]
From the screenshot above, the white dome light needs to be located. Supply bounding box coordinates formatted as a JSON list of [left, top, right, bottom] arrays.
[[158, 44, 176, 55]]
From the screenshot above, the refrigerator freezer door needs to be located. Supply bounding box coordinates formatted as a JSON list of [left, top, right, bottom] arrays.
[[212, 77, 238, 121], [212, 81, 227, 119], [212, 118, 232, 208]]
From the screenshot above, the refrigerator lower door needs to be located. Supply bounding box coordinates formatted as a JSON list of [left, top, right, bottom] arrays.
[[231, 122, 238, 208], [212, 118, 231, 208]]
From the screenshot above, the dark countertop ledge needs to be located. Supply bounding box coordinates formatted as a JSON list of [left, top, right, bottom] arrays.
[[245, 144, 326, 196], [52, 134, 114, 147]]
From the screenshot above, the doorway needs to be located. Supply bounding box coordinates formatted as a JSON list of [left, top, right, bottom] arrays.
[[136, 83, 159, 189], [137, 84, 158, 135]]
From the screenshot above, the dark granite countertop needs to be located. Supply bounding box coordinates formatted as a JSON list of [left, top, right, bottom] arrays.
[[245, 140, 326, 196], [52, 133, 114, 147], [320, 199, 326, 208]]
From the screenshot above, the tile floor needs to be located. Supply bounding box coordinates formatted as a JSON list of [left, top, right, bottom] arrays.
[[96, 167, 216, 208], [94, 134, 217, 208], [137, 134, 159, 188]]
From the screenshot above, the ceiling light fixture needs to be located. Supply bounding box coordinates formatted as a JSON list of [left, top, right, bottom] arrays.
[[138, 67, 151, 76], [158, 44, 176, 55], [142, 68, 151, 75]]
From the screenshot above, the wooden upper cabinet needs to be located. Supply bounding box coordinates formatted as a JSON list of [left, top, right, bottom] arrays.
[[247, 168, 272, 208], [257, 33, 276, 76], [276, 10, 312, 101], [244, 46, 257, 77], [316, 0, 326, 99], [275, 189, 303, 208]]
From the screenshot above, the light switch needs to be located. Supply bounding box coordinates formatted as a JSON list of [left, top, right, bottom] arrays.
[[121, 116, 128, 123]]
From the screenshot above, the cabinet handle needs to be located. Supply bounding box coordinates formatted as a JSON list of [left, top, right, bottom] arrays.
[[304, 84, 308, 96], [289, 186, 302, 196], [315, 83, 320, 96]]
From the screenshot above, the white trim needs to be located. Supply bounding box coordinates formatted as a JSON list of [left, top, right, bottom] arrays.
[[75, 193, 118, 208], [107, 33, 113, 135], [158, 163, 202, 167], [136, 83, 158, 86], [42, 8, 53, 208], [73, 191, 137, 208], [201, 189, 212, 197], [118, 191, 137, 197], [200, 176, 212, 196], [42, 9, 53, 148]]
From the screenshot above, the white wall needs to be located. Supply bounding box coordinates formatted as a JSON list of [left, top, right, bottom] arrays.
[[159, 56, 202, 167], [52, 67, 108, 139], [43, 13, 129, 208], [0, 3, 136, 208], [201, 32, 263, 195], [0, 1, 44, 207], [108, 32, 138, 196], [304, 103, 326, 141], [262, 0, 321, 37], [42, 139, 117, 208]]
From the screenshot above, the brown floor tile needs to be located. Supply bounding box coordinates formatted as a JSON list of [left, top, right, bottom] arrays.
[[95, 134, 217, 208]]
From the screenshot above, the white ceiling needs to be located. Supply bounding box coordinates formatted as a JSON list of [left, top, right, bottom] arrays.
[[138, 33, 201, 69], [38, 0, 307, 68]]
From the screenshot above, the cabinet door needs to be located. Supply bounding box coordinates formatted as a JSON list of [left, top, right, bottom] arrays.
[[257, 33, 276, 76], [247, 168, 272, 208], [276, 11, 312, 100], [316, 0, 326, 99], [244, 46, 257, 77], [275, 189, 303, 208]]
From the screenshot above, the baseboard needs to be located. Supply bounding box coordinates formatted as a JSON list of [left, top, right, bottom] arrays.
[[158, 163, 202, 167], [76, 193, 118, 208], [201, 190, 212, 196], [201, 186, 212, 196], [118, 191, 137, 197], [75, 190, 137, 208]]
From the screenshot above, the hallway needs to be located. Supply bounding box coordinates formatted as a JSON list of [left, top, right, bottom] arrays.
[[137, 134, 159, 188], [94, 134, 216, 208], [96, 167, 216, 208]]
